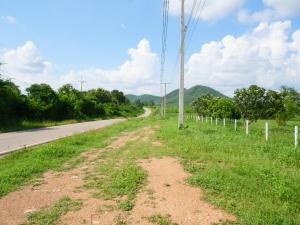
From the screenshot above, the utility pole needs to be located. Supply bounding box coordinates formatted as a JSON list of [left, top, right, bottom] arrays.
[[78, 76, 87, 92], [160, 85, 164, 117], [178, 0, 185, 128], [161, 82, 170, 118]]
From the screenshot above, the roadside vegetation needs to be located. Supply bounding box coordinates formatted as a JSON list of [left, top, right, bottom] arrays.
[[1, 87, 300, 224], [0, 66, 143, 132], [192, 85, 300, 125]]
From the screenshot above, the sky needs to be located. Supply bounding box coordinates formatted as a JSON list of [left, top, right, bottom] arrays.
[[0, 0, 300, 96]]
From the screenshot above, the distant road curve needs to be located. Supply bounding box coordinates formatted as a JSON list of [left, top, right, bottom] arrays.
[[0, 108, 151, 156]]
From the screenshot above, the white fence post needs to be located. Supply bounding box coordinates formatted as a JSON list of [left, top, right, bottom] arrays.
[[295, 126, 298, 148], [246, 120, 249, 135], [265, 122, 268, 142], [223, 118, 226, 127], [235, 119, 237, 131], [216, 118, 218, 125]]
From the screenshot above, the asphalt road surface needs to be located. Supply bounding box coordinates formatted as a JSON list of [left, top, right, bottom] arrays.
[[0, 108, 151, 155]]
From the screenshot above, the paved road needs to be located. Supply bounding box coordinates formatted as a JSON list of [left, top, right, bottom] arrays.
[[0, 108, 151, 155]]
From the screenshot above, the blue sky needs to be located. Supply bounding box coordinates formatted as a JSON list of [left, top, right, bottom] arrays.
[[1, 0, 300, 96]]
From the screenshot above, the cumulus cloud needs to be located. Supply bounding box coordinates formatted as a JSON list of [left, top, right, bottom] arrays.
[[186, 20, 300, 96], [61, 39, 159, 94], [2, 15, 16, 24], [2, 41, 53, 89], [263, 0, 300, 16], [238, 0, 300, 23], [1, 39, 160, 94], [237, 9, 275, 23], [169, 0, 244, 21]]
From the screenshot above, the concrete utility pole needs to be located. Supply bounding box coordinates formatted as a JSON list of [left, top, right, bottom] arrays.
[[161, 82, 170, 118], [78, 76, 87, 92], [178, 0, 185, 128]]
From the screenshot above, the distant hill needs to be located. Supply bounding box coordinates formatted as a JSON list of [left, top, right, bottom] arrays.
[[126, 94, 160, 104], [126, 85, 227, 105]]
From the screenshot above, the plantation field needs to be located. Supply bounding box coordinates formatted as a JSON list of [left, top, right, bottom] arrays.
[[0, 109, 300, 225]]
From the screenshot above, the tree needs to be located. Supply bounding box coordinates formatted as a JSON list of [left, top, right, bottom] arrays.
[[57, 84, 82, 119], [192, 94, 214, 117], [234, 85, 269, 122], [111, 90, 127, 104], [0, 77, 27, 124], [26, 84, 59, 120], [209, 97, 240, 119], [87, 88, 112, 103], [275, 86, 300, 125]]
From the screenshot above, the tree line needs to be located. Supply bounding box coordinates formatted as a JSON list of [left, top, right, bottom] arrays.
[[192, 85, 300, 125], [0, 76, 143, 125]]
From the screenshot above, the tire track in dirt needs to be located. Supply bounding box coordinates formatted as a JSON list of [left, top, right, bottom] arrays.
[[127, 157, 236, 225], [0, 129, 142, 225]]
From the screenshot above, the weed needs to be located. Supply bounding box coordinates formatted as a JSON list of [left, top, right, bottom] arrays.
[[147, 214, 178, 225], [118, 200, 134, 211], [22, 196, 82, 225]]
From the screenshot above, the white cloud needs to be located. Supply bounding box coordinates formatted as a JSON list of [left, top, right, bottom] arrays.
[[237, 9, 275, 23], [2, 16, 16, 24], [169, 0, 244, 21], [238, 0, 300, 24], [263, 0, 300, 16], [61, 39, 159, 94], [186, 20, 300, 96], [2, 41, 53, 89], [1, 39, 160, 95]]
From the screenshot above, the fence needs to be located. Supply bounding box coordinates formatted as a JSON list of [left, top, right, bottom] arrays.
[[186, 114, 299, 148]]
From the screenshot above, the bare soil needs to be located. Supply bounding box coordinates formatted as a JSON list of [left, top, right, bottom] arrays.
[[0, 126, 236, 225], [0, 130, 139, 225], [127, 157, 236, 225]]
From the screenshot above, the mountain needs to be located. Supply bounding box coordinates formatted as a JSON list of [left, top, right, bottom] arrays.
[[126, 85, 227, 105], [126, 94, 160, 104], [167, 85, 227, 105]]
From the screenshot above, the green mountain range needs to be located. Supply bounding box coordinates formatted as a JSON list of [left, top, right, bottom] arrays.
[[126, 85, 227, 105]]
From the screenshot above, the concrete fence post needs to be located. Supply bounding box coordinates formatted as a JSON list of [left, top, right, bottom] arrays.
[[295, 126, 298, 148], [235, 119, 237, 131], [265, 122, 268, 142]]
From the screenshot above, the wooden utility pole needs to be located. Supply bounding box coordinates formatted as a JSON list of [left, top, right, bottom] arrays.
[[178, 0, 185, 128]]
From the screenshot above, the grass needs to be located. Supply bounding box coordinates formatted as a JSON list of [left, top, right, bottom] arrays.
[[147, 214, 178, 225], [156, 115, 300, 225], [118, 200, 134, 211], [0, 116, 151, 198], [2, 109, 300, 224], [84, 160, 146, 200], [0, 119, 88, 133], [21, 196, 82, 225]]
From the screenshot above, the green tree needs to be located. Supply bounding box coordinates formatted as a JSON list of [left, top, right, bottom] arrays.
[[209, 97, 240, 119], [234, 85, 269, 122], [57, 84, 82, 119], [111, 90, 127, 104], [276, 86, 300, 125], [0, 77, 27, 124], [192, 94, 214, 117], [26, 84, 59, 120]]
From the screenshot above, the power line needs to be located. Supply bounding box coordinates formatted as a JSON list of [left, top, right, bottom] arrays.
[[160, 0, 170, 117], [186, 0, 206, 54]]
